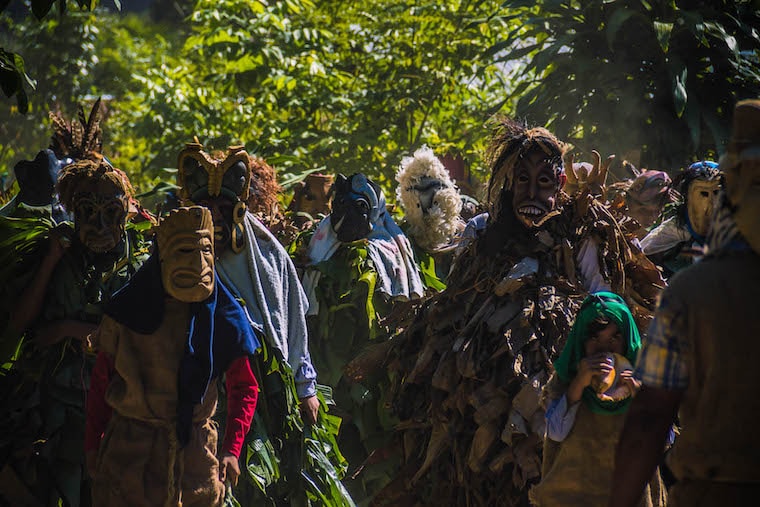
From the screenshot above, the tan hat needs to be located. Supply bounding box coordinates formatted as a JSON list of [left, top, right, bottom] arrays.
[[721, 99, 760, 170]]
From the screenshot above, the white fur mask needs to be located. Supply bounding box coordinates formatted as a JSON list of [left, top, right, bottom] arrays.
[[396, 145, 463, 251]]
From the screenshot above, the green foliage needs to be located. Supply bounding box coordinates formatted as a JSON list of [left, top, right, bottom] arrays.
[[240, 337, 353, 506], [0, 8, 108, 176], [309, 243, 380, 387], [0, 48, 35, 113], [2, 0, 516, 200], [0, 213, 53, 367], [0, 0, 100, 113], [494, 0, 760, 170]]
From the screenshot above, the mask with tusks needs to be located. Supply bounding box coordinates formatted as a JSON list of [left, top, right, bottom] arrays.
[[330, 173, 384, 243]]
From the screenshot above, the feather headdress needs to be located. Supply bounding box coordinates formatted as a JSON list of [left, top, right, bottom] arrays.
[[49, 97, 103, 160]]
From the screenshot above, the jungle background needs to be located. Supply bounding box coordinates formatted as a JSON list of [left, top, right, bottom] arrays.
[[1, 0, 759, 203]]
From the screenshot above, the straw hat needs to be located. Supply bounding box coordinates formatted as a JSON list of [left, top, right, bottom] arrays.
[[721, 99, 760, 171]]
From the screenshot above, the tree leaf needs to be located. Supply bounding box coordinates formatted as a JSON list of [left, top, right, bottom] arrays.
[[672, 65, 687, 117], [31, 0, 56, 19], [653, 21, 673, 53]]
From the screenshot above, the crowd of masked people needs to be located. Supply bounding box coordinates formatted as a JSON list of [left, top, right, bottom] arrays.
[[0, 98, 757, 507]]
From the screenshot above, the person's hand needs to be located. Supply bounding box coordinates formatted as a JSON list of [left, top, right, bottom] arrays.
[[86, 449, 98, 478], [618, 369, 642, 394], [576, 353, 614, 388], [44, 225, 73, 266], [219, 454, 241, 486], [299, 395, 320, 425]]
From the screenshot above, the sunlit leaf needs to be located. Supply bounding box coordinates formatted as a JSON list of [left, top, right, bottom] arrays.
[[672, 65, 687, 117], [653, 21, 673, 53]]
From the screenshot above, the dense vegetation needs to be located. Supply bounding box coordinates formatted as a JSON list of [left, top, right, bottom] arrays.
[[2, 0, 759, 198]]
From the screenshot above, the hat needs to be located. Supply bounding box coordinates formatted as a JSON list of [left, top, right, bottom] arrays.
[[721, 99, 760, 171]]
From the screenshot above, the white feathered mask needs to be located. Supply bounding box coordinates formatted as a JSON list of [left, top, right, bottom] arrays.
[[396, 146, 463, 251]]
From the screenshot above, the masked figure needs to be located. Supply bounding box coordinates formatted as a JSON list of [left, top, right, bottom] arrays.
[[0, 153, 150, 507], [85, 206, 260, 507], [288, 172, 335, 225], [300, 172, 423, 500], [0, 149, 69, 221], [610, 99, 760, 507], [176, 141, 351, 505], [377, 118, 662, 507], [395, 145, 465, 286], [640, 161, 722, 277], [606, 163, 676, 238]]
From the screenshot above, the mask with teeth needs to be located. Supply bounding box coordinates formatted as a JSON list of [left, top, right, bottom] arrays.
[[485, 118, 565, 229], [510, 149, 562, 229]]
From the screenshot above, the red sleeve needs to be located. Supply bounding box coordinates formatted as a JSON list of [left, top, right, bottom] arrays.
[[222, 356, 259, 458], [85, 351, 114, 453]]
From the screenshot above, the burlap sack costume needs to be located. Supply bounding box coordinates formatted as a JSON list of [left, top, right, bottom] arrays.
[[530, 376, 665, 507], [92, 304, 224, 507], [529, 293, 665, 507]]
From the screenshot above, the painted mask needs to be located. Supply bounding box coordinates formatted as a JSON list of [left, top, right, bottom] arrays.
[[157, 206, 215, 303], [72, 178, 128, 254], [331, 173, 382, 243], [177, 142, 251, 254], [686, 179, 720, 237], [625, 170, 672, 228], [177, 143, 250, 203], [725, 160, 760, 253], [511, 150, 561, 228]]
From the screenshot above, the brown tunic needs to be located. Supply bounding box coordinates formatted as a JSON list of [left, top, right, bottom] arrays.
[[92, 299, 224, 507], [663, 250, 760, 504], [530, 377, 665, 507]]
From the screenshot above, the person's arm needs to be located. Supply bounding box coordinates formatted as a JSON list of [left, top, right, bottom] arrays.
[[33, 319, 98, 348], [9, 231, 69, 335], [85, 351, 115, 476], [220, 356, 259, 486], [577, 237, 612, 293], [608, 386, 682, 507], [545, 394, 581, 442]]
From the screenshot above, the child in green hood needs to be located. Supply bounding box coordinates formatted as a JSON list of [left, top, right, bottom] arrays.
[[529, 292, 665, 507]]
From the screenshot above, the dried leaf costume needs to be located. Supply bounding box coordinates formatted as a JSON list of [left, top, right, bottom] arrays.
[[0, 151, 150, 506], [176, 141, 353, 506], [378, 118, 662, 507]]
